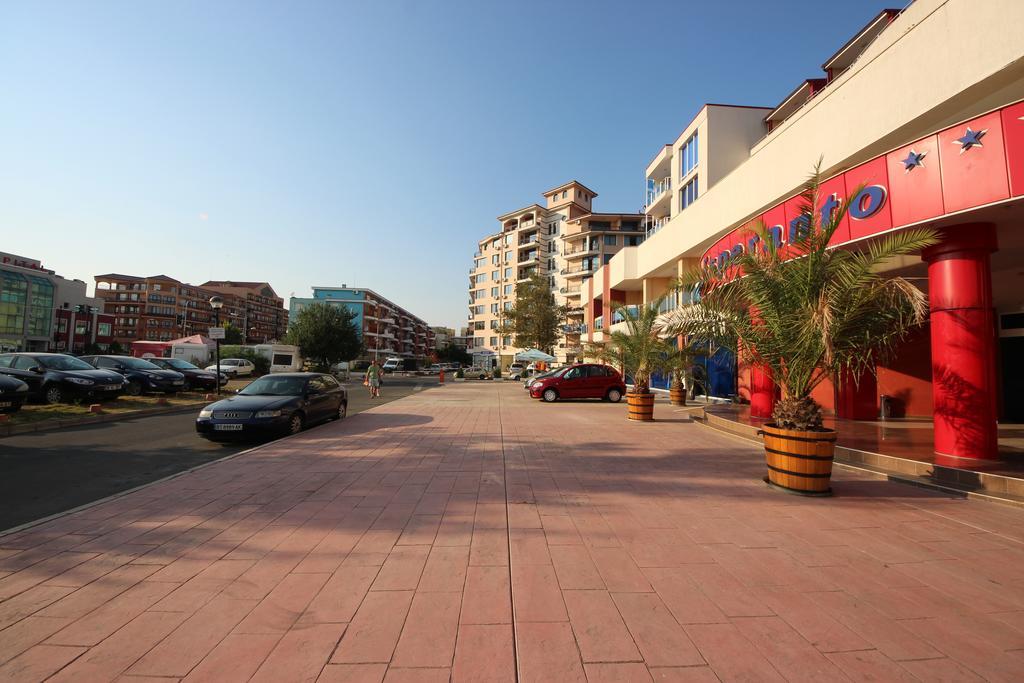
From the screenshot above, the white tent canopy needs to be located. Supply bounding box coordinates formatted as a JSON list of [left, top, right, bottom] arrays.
[[515, 348, 555, 362]]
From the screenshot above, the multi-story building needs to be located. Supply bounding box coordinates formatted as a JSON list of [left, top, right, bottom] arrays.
[[431, 326, 454, 350], [585, 0, 1024, 463], [94, 274, 287, 345], [0, 252, 114, 353], [289, 286, 436, 362], [468, 181, 643, 368], [200, 281, 288, 342]]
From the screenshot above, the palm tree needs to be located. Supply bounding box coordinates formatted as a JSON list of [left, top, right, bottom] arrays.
[[668, 164, 936, 431], [607, 298, 674, 395]]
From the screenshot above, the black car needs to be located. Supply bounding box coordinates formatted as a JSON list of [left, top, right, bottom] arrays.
[[79, 355, 185, 396], [146, 358, 226, 391], [196, 372, 347, 441], [0, 352, 126, 404], [0, 374, 29, 414]]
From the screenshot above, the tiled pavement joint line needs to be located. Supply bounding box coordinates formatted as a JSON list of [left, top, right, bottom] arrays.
[[497, 386, 521, 683]]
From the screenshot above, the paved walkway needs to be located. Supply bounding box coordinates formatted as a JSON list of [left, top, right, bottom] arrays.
[[1, 383, 1023, 682]]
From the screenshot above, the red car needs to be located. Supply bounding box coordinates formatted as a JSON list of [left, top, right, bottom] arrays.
[[528, 364, 626, 403]]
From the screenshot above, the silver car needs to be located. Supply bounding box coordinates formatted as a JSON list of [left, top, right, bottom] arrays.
[[463, 367, 491, 380]]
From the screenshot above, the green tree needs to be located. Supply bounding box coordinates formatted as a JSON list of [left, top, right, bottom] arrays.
[[436, 344, 471, 366], [285, 302, 363, 371], [670, 165, 935, 430], [222, 321, 245, 344], [502, 274, 565, 353]]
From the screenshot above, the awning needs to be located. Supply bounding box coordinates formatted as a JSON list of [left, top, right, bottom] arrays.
[[515, 348, 555, 362]]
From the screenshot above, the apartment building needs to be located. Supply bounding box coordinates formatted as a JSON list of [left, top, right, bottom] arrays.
[[584, 0, 1024, 462], [468, 181, 643, 368], [289, 286, 436, 362], [94, 273, 287, 345], [201, 280, 288, 343]]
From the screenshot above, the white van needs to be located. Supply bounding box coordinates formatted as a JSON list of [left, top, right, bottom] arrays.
[[381, 357, 403, 373], [251, 344, 303, 373]]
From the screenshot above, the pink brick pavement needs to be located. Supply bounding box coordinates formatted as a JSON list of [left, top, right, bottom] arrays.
[[1, 382, 1024, 681]]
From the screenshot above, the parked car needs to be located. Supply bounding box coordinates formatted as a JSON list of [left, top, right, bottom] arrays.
[[427, 364, 443, 374], [528, 364, 626, 403], [508, 362, 526, 380], [523, 368, 559, 389], [80, 355, 186, 396], [0, 374, 30, 413], [0, 352, 126, 404], [196, 372, 347, 441], [146, 358, 226, 391], [462, 367, 491, 380], [204, 358, 256, 377]]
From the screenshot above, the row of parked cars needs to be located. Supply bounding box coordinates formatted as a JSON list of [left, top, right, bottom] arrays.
[[0, 352, 230, 409]]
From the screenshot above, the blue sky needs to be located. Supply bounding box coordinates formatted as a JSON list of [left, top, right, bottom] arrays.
[[0, 0, 896, 329]]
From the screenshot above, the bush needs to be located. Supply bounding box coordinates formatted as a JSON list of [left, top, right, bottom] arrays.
[[455, 369, 464, 379], [217, 346, 270, 375], [492, 368, 502, 379]]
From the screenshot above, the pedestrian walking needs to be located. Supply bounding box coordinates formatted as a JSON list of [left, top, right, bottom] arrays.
[[365, 359, 383, 398]]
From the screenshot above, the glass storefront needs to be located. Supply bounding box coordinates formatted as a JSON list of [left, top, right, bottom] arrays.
[[0, 271, 28, 339], [28, 276, 54, 337]]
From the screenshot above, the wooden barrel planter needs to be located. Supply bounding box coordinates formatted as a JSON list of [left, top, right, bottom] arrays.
[[627, 392, 655, 421], [759, 424, 837, 495], [669, 383, 687, 406]]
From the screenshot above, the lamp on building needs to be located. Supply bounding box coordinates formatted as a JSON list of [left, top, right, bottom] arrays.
[[209, 296, 223, 394]]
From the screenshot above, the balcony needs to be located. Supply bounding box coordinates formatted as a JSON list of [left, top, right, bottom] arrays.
[[517, 235, 539, 248], [643, 177, 671, 213], [646, 215, 670, 236], [565, 305, 584, 315], [559, 285, 581, 295], [560, 263, 596, 279], [562, 244, 599, 259]]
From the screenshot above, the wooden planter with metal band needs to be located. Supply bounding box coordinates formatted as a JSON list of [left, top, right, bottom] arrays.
[[758, 424, 837, 495], [627, 392, 655, 421], [669, 383, 687, 406]]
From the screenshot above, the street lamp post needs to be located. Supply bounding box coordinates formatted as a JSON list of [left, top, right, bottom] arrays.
[[210, 296, 223, 395]]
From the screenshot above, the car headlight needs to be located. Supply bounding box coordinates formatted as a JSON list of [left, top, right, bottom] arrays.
[[531, 381, 542, 388], [198, 408, 213, 418], [255, 409, 282, 419], [67, 378, 95, 386]]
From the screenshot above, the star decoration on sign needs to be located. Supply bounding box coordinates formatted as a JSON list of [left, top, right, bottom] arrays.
[[901, 149, 927, 173], [953, 127, 986, 153]]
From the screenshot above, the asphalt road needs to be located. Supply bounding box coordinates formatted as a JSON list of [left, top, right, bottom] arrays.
[[0, 375, 441, 531]]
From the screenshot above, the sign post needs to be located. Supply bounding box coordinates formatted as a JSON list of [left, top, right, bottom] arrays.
[[209, 326, 225, 394]]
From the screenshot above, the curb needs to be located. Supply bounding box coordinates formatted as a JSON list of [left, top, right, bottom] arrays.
[[0, 401, 209, 439]]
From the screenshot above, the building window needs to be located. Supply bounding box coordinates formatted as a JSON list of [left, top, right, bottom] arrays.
[[561, 191, 567, 199], [491, 303, 499, 315], [626, 235, 643, 246], [680, 130, 699, 177], [504, 251, 512, 262], [604, 235, 616, 246], [27, 277, 54, 337], [491, 287, 499, 298], [490, 336, 498, 347], [603, 254, 613, 265], [679, 176, 699, 211], [492, 254, 499, 265], [492, 271, 499, 280], [502, 336, 511, 346], [503, 284, 513, 296], [504, 301, 513, 311], [504, 267, 512, 279]]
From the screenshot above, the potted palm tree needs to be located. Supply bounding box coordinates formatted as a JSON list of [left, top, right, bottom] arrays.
[[607, 299, 674, 421], [670, 167, 935, 494], [665, 342, 705, 406]]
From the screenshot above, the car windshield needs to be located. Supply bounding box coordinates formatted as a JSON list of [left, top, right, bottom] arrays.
[[163, 359, 197, 370], [37, 355, 94, 371], [239, 376, 307, 396], [119, 357, 162, 370]]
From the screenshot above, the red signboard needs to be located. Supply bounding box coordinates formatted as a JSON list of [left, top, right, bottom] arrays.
[[702, 100, 1024, 267]]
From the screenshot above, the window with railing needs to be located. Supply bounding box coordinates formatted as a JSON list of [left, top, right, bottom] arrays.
[[680, 130, 698, 177]]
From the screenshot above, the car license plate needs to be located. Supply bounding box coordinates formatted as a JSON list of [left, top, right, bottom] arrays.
[[172, 380, 183, 385], [214, 423, 243, 431], [0, 401, 11, 408], [103, 385, 120, 391]]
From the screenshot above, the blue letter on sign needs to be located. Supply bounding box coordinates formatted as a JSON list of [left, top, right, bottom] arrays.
[[849, 185, 887, 220]]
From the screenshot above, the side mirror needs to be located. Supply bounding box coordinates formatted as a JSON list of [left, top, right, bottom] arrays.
[[31, 366, 44, 374]]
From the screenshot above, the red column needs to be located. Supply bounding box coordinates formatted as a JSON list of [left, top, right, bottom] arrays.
[[922, 223, 999, 464], [750, 365, 777, 418], [836, 366, 877, 420]]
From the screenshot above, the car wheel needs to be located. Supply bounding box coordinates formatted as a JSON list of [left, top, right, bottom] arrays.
[[542, 388, 558, 403], [336, 401, 347, 420], [44, 385, 63, 405], [125, 381, 143, 397], [287, 412, 304, 435], [606, 388, 623, 403]]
